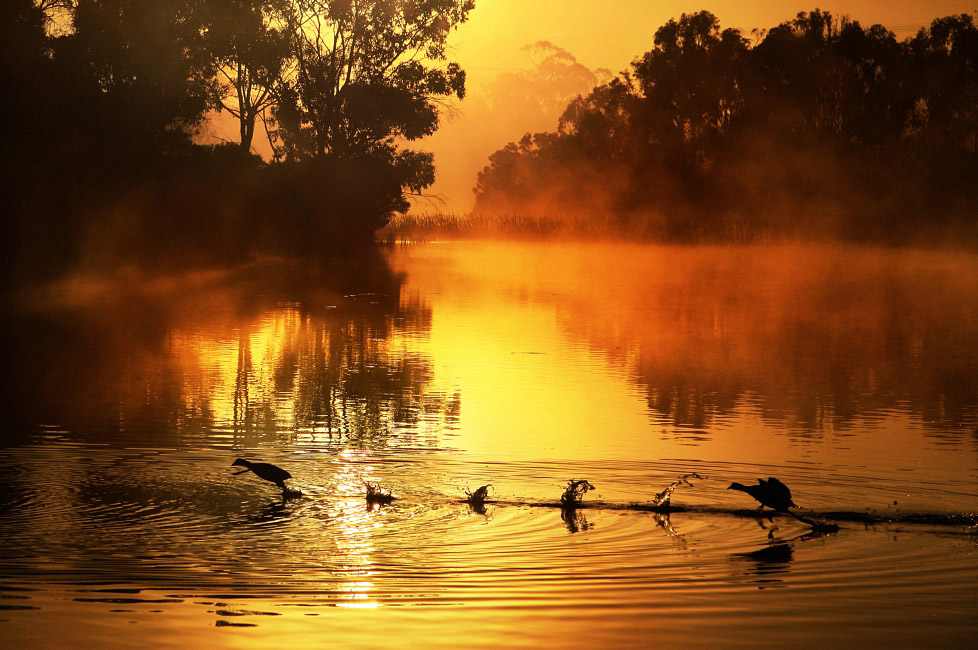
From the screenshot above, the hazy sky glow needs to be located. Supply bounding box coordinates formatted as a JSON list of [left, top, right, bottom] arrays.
[[416, 1, 978, 212]]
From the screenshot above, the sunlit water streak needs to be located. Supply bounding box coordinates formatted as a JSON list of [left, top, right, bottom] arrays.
[[0, 242, 976, 647]]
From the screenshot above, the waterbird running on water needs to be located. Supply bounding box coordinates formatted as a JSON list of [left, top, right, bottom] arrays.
[[231, 458, 296, 494], [728, 477, 798, 512]]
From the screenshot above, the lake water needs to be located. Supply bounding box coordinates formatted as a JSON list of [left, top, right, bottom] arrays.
[[1, 241, 976, 647]]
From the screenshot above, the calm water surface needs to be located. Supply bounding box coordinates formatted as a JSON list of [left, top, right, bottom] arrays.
[[1, 241, 976, 648]]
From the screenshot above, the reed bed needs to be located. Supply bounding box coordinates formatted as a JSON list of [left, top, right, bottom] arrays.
[[377, 211, 811, 244]]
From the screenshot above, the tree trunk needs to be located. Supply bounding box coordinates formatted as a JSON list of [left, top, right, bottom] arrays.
[[240, 115, 255, 152]]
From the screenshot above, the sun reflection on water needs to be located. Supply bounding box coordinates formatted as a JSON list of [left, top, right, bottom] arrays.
[[329, 450, 380, 608], [1, 243, 977, 646]]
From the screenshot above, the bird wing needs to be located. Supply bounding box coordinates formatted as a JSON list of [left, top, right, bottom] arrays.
[[766, 477, 792, 497]]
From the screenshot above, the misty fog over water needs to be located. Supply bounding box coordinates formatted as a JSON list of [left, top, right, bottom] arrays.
[[5, 2, 978, 646], [1, 240, 975, 647]]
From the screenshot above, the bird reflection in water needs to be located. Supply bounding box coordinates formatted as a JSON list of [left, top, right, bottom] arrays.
[[653, 512, 678, 536], [733, 526, 836, 588], [245, 499, 293, 525], [467, 501, 494, 521], [561, 507, 592, 533], [652, 512, 688, 549], [733, 542, 795, 588]]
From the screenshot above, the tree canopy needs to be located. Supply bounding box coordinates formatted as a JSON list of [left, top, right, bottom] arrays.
[[474, 10, 978, 243], [272, 0, 471, 160], [2, 0, 473, 281]]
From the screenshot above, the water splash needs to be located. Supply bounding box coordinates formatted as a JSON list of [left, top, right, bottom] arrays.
[[560, 479, 595, 507], [464, 484, 492, 506], [651, 473, 705, 507], [363, 481, 395, 505]]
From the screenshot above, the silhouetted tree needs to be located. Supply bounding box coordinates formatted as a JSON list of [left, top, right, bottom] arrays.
[[1, 0, 52, 276], [271, 0, 471, 159], [67, 0, 221, 163], [1, 0, 479, 282], [205, 0, 291, 151], [1, 2, 48, 149], [488, 41, 611, 121], [558, 76, 640, 164], [632, 11, 749, 174], [749, 10, 850, 138], [473, 9, 978, 244], [260, 0, 474, 224], [835, 21, 910, 149], [907, 14, 978, 156]]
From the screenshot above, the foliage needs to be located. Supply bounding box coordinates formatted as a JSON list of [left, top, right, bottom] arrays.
[[474, 10, 978, 244], [270, 0, 473, 161], [2, 0, 472, 284], [487, 41, 611, 118], [262, 0, 473, 223], [68, 0, 222, 159], [205, 0, 292, 151]]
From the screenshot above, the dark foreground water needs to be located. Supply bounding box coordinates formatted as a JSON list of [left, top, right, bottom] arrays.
[[1, 241, 976, 648]]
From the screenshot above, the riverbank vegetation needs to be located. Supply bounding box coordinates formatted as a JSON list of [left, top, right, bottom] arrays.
[[2, 0, 473, 285], [460, 10, 978, 245]]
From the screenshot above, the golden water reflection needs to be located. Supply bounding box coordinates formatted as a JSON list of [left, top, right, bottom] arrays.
[[11, 242, 975, 457], [6, 262, 459, 448], [392, 241, 978, 443], [1, 243, 977, 646], [7, 242, 977, 486], [331, 451, 380, 608]]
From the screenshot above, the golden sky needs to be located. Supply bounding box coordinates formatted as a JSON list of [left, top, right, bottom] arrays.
[[417, 1, 978, 213], [451, 1, 976, 73]]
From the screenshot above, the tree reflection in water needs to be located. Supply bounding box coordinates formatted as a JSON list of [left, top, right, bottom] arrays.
[[538, 245, 978, 440], [0, 255, 450, 448]]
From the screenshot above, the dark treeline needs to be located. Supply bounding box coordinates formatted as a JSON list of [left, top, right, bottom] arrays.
[[474, 10, 978, 244], [2, 0, 473, 284]]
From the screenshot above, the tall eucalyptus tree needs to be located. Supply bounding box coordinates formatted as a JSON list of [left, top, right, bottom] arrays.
[[206, 0, 291, 152], [272, 0, 473, 176]]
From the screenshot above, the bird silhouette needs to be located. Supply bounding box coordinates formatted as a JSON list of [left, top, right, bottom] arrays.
[[231, 458, 294, 493], [728, 477, 798, 512]]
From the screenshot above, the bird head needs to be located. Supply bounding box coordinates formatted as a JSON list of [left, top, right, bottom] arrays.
[[231, 458, 249, 467]]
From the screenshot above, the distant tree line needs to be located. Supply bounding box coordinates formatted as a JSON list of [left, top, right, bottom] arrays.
[[1, 0, 472, 282], [473, 10, 978, 243]]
